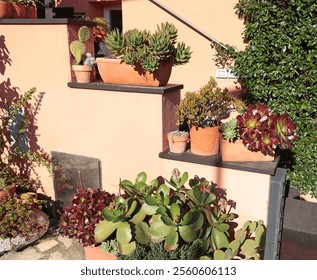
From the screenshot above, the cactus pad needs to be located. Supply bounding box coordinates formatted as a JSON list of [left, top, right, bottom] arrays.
[[78, 26, 90, 42]]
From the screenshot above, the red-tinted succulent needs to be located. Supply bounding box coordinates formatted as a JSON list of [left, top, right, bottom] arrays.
[[236, 103, 297, 156], [58, 188, 116, 247]]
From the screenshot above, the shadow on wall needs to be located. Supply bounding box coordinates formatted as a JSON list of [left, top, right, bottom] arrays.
[[0, 35, 51, 194], [0, 35, 12, 75]]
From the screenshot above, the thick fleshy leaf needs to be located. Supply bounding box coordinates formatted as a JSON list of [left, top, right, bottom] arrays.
[[179, 172, 189, 186], [203, 193, 216, 205], [149, 215, 170, 241], [94, 220, 118, 243], [135, 222, 150, 244], [120, 179, 134, 189], [145, 195, 157, 206], [255, 223, 265, 247], [216, 223, 230, 232], [135, 171, 147, 184], [179, 225, 198, 242], [161, 214, 174, 226], [117, 221, 132, 244], [118, 241, 136, 255], [142, 202, 158, 215], [164, 228, 179, 251], [229, 239, 241, 255], [130, 207, 147, 224], [170, 203, 180, 220], [214, 250, 225, 260], [180, 210, 193, 225], [187, 211, 204, 230], [156, 206, 166, 215], [193, 185, 203, 203], [212, 228, 229, 249], [125, 199, 138, 218]]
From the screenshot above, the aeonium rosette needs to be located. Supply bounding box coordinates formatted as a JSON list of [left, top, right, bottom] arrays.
[[236, 103, 297, 156]]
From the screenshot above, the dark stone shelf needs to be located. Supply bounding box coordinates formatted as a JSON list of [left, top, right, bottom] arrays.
[[159, 149, 280, 175], [0, 19, 95, 26], [68, 82, 183, 94]]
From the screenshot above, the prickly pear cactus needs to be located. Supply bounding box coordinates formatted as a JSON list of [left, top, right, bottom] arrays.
[[78, 26, 90, 42], [70, 40, 86, 65]]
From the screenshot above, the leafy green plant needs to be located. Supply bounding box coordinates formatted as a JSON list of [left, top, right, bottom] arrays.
[[0, 87, 52, 193], [105, 22, 191, 73], [211, 0, 317, 197], [177, 77, 238, 128], [94, 169, 265, 259]]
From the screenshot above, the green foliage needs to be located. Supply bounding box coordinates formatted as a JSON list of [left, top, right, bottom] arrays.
[[105, 22, 191, 73], [0, 195, 41, 239], [221, 118, 240, 142], [177, 77, 238, 128], [212, 0, 317, 197], [100, 239, 120, 256], [119, 240, 204, 260], [70, 26, 92, 65], [0, 87, 52, 192], [94, 169, 265, 259]]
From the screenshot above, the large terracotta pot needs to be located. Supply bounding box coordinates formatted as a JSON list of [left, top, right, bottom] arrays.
[[26, 5, 37, 19], [0, 1, 13, 18], [96, 58, 172, 87], [220, 138, 274, 162], [72, 65, 93, 83], [84, 246, 117, 260], [167, 131, 189, 154], [12, 3, 26, 18], [189, 126, 220, 156]]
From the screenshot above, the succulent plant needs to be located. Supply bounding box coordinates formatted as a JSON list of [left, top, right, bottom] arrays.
[[236, 103, 297, 156], [94, 169, 266, 259], [70, 26, 94, 65], [221, 118, 240, 142], [105, 22, 191, 73], [58, 188, 115, 247], [177, 77, 238, 128]]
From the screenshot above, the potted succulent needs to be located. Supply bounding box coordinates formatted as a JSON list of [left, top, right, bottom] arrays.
[[94, 170, 265, 259], [167, 130, 189, 154], [177, 77, 237, 156], [58, 187, 116, 260], [96, 21, 191, 86], [220, 103, 297, 161], [69, 25, 96, 83]]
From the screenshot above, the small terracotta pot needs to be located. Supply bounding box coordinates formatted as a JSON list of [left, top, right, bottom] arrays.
[[96, 58, 172, 87], [189, 126, 220, 156], [167, 131, 189, 154], [72, 65, 93, 83], [84, 246, 117, 260], [220, 138, 274, 162]]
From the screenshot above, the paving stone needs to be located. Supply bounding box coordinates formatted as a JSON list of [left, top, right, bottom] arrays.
[[35, 239, 59, 252], [48, 251, 66, 260], [0, 248, 42, 260], [57, 236, 73, 248]]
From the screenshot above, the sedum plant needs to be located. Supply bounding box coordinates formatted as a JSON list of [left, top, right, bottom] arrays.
[[177, 77, 238, 128], [58, 188, 115, 247], [105, 22, 191, 73]]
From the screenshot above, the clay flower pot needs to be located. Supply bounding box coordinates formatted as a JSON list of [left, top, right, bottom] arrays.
[[84, 246, 117, 260], [12, 3, 26, 18], [189, 126, 220, 156], [72, 65, 93, 83], [167, 131, 189, 154], [0, 1, 13, 18], [220, 138, 274, 162], [96, 58, 172, 87], [26, 5, 37, 19]]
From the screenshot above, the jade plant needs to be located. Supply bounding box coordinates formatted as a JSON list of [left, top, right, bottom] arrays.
[[221, 103, 297, 156], [94, 169, 266, 259], [177, 77, 239, 128], [58, 188, 115, 247], [105, 22, 191, 73], [70, 26, 95, 66]]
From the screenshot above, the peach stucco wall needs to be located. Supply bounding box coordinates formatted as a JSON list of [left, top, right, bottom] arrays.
[[1, 21, 272, 227]]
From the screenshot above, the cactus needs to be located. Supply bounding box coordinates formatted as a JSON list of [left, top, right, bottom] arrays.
[[175, 42, 192, 65], [70, 26, 92, 65], [105, 28, 125, 56]]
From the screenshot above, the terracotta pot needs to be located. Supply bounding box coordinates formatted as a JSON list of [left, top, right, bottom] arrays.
[[12, 3, 26, 18], [84, 246, 117, 260], [96, 58, 172, 86], [26, 5, 37, 19], [0, 1, 13, 18], [167, 131, 189, 154], [72, 65, 93, 83], [189, 126, 220, 156], [220, 138, 274, 162]]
